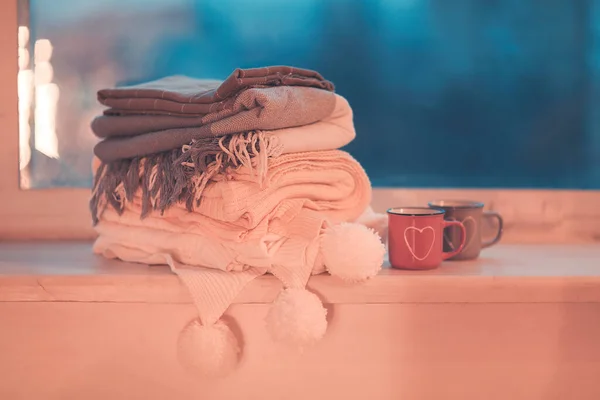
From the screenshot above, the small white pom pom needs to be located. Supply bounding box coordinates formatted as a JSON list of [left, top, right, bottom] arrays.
[[321, 222, 386, 282], [265, 288, 327, 346], [177, 319, 239, 377]]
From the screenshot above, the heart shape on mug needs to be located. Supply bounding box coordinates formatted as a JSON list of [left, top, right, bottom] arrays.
[[461, 216, 478, 250], [443, 216, 477, 251], [403, 226, 435, 261]]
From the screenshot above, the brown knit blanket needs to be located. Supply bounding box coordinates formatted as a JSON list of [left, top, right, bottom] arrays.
[[93, 85, 336, 162], [98, 66, 334, 116]]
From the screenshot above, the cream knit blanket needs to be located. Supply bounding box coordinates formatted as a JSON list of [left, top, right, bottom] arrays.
[[93, 150, 376, 327]]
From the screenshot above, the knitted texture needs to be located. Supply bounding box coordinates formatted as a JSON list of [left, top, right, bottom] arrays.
[[98, 66, 334, 116], [89, 95, 355, 223], [196, 150, 371, 227], [93, 86, 336, 160], [93, 150, 374, 345], [91, 149, 370, 227], [94, 150, 371, 270]]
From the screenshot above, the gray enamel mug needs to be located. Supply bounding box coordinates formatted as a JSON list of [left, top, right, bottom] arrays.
[[428, 200, 503, 260]]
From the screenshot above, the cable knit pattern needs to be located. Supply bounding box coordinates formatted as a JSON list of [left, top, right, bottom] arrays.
[[94, 150, 370, 272], [196, 150, 371, 227]]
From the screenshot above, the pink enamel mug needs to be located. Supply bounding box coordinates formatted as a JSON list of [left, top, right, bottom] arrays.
[[387, 207, 467, 270]]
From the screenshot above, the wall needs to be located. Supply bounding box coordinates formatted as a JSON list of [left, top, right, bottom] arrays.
[[1, 302, 599, 399]]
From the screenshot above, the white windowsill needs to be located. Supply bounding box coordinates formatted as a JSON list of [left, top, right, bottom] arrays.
[[1, 242, 599, 304]]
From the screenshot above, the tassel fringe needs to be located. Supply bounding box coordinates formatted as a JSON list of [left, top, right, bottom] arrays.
[[90, 131, 283, 224]]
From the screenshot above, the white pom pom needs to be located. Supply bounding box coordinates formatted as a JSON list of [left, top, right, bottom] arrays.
[[265, 288, 327, 346], [177, 319, 239, 377], [321, 222, 386, 282]]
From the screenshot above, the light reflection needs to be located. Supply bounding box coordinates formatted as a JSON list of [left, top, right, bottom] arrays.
[[20, 0, 197, 188], [18, 25, 62, 187], [34, 39, 53, 64], [33, 37, 60, 159], [17, 25, 32, 183]]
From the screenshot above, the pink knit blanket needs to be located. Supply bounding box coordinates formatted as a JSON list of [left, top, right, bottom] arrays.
[[93, 149, 371, 232], [193, 150, 371, 228], [93, 150, 375, 329]]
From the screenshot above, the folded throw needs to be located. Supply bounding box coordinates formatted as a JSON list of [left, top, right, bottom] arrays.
[[98, 66, 334, 116], [193, 150, 371, 228], [94, 205, 386, 274], [93, 150, 374, 352], [92, 85, 336, 139], [91, 149, 371, 228], [93, 86, 336, 161], [94, 205, 328, 274]]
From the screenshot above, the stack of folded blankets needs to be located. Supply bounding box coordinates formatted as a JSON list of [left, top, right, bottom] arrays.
[[90, 66, 387, 377]]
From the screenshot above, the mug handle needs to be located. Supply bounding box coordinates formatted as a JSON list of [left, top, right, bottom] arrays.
[[442, 220, 466, 260], [482, 211, 504, 248]]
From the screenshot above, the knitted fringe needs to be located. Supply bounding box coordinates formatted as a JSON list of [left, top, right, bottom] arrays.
[[90, 131, 284, 224]]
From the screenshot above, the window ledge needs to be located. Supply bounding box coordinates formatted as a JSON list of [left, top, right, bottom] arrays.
[[0, 242, 599, 304]]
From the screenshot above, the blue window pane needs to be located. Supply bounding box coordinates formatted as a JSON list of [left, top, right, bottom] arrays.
[[20, 0, 600, 188]]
